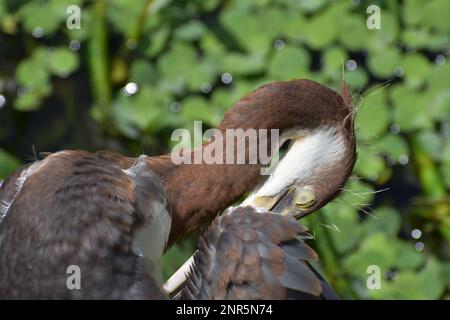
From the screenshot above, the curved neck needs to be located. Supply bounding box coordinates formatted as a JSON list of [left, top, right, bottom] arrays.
[[147, 128, 279, 245]]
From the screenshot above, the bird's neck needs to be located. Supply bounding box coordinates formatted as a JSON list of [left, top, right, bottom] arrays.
[[147, 132, 276, 245]]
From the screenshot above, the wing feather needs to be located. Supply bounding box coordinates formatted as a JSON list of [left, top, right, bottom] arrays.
[[180, 206, 338, 300]]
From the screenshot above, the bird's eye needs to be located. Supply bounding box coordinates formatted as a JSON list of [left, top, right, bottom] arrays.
[[293, 187, 317, 210]]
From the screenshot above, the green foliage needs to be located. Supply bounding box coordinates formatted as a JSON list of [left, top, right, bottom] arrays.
[[0, 0, 449, 299], [0, 149, 20, 178]]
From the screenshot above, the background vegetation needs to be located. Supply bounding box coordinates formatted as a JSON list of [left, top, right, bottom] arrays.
[[0, 0, 449, 299]]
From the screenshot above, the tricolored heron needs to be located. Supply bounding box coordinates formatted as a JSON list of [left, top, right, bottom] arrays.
[[0, 79, 355, 299]]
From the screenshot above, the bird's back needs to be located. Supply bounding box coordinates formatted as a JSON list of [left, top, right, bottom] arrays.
[[0, 151, 167, 299]]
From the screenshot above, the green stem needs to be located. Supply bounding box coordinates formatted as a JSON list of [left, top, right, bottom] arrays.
[[130, 0, 154, 44], [410, 136, 446, 199], [87, 0, 111, 127], [410, 135, 450, 242]]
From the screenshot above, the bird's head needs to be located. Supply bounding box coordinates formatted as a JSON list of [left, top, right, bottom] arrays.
[[160, 79, 356, 244], [163, 79, 357, 295], [233, 79, 356, 218]]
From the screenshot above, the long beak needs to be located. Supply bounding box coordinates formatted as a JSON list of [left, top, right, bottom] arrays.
[[162, 255, 194, 297], [252, 185, 313, 219]]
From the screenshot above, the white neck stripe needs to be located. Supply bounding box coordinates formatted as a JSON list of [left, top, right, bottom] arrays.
[[243, 127, 346, 203]]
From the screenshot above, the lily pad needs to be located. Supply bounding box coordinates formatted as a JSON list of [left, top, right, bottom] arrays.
[[174, 20, 206, 41], [401, 54, 431, 88], [113, 87, 171, 132], [370, 258, 444, 299], [268, 45, 310, 80], [321, 203, 363, 254], [390, 85, 432, 132], [344, 233, 398, 279], [367, 48, 401, 78], [303, 9, 337, 49], [355, 146, 386, 182], [338, 14, 369, 51], [423, 0, 450, 32], [355, 90, 390, 141], [373, 134, 409, 163], [363, 206, 401, 236], [415, 131, 444, 162], [222, 53, 265, 76], [180, 96, 221, 127], [220, 4, 284, 54], [48, 48, 80, 76]]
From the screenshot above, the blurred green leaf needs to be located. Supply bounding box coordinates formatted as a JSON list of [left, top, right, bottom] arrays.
[[367, 13, 399, 50], [422, 0, 450, 32], [222, 53, 265, 76], [402, 0, 423, 26], [355, 90, 390, 141], [113, 86, 171, 132], [402, 29, 450, 50], [391, 85, 432, 132], [394, 241, 424, 269], [220, 4, 284, 54], [48, 48, 80, 76], [344, 233, 398, 278], [371, 258, 444, 299], [363, 206, 401, 236], [0, 149, 21, 179], [355, 146, 386, 182], [17, 0, 69, 36], [367, 48, 401, 78], [442, 160, 450, 189], [321, 203, 363, 254], [268, 46, 310, 79], [211, 87, 242, 112], [145, 26, 170, 57], [401, 54, 431, 88], [16, 58, 49, 88], [180, 96, 221, 127], [297, 0, 329, 13], [303, 9, 337, 49], [129, 59, 158, 85], [339, 180, 376, 210], [428, 63, 450, 92], [373, 134, 409, 163], [338, 14, 368, 51], [107, 0, 146, 37], [174, 20, 206, 41], [345, 69, 368, 90], [14, 89, 47, 111], [415, 131, 444, 161], [158, 43, 216, 93], [323, 47, 347, 73]]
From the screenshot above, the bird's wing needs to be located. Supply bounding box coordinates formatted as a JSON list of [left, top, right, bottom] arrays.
[[0, 164, 30, 228], [180, 206, 337, 300], [0, 151, 168, 299]]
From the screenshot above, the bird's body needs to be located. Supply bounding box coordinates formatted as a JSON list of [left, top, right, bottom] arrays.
[[0, 79, 356, 299]]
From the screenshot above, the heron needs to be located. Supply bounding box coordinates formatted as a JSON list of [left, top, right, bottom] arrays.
[[0, 79, 355, 299]]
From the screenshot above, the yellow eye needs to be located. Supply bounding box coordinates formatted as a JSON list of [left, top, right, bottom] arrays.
[[293, 188, 317, 210]]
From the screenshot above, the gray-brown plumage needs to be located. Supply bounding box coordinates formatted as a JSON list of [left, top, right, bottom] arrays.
[[179, 206, 338, 300], [0, 152, 167, 299]]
